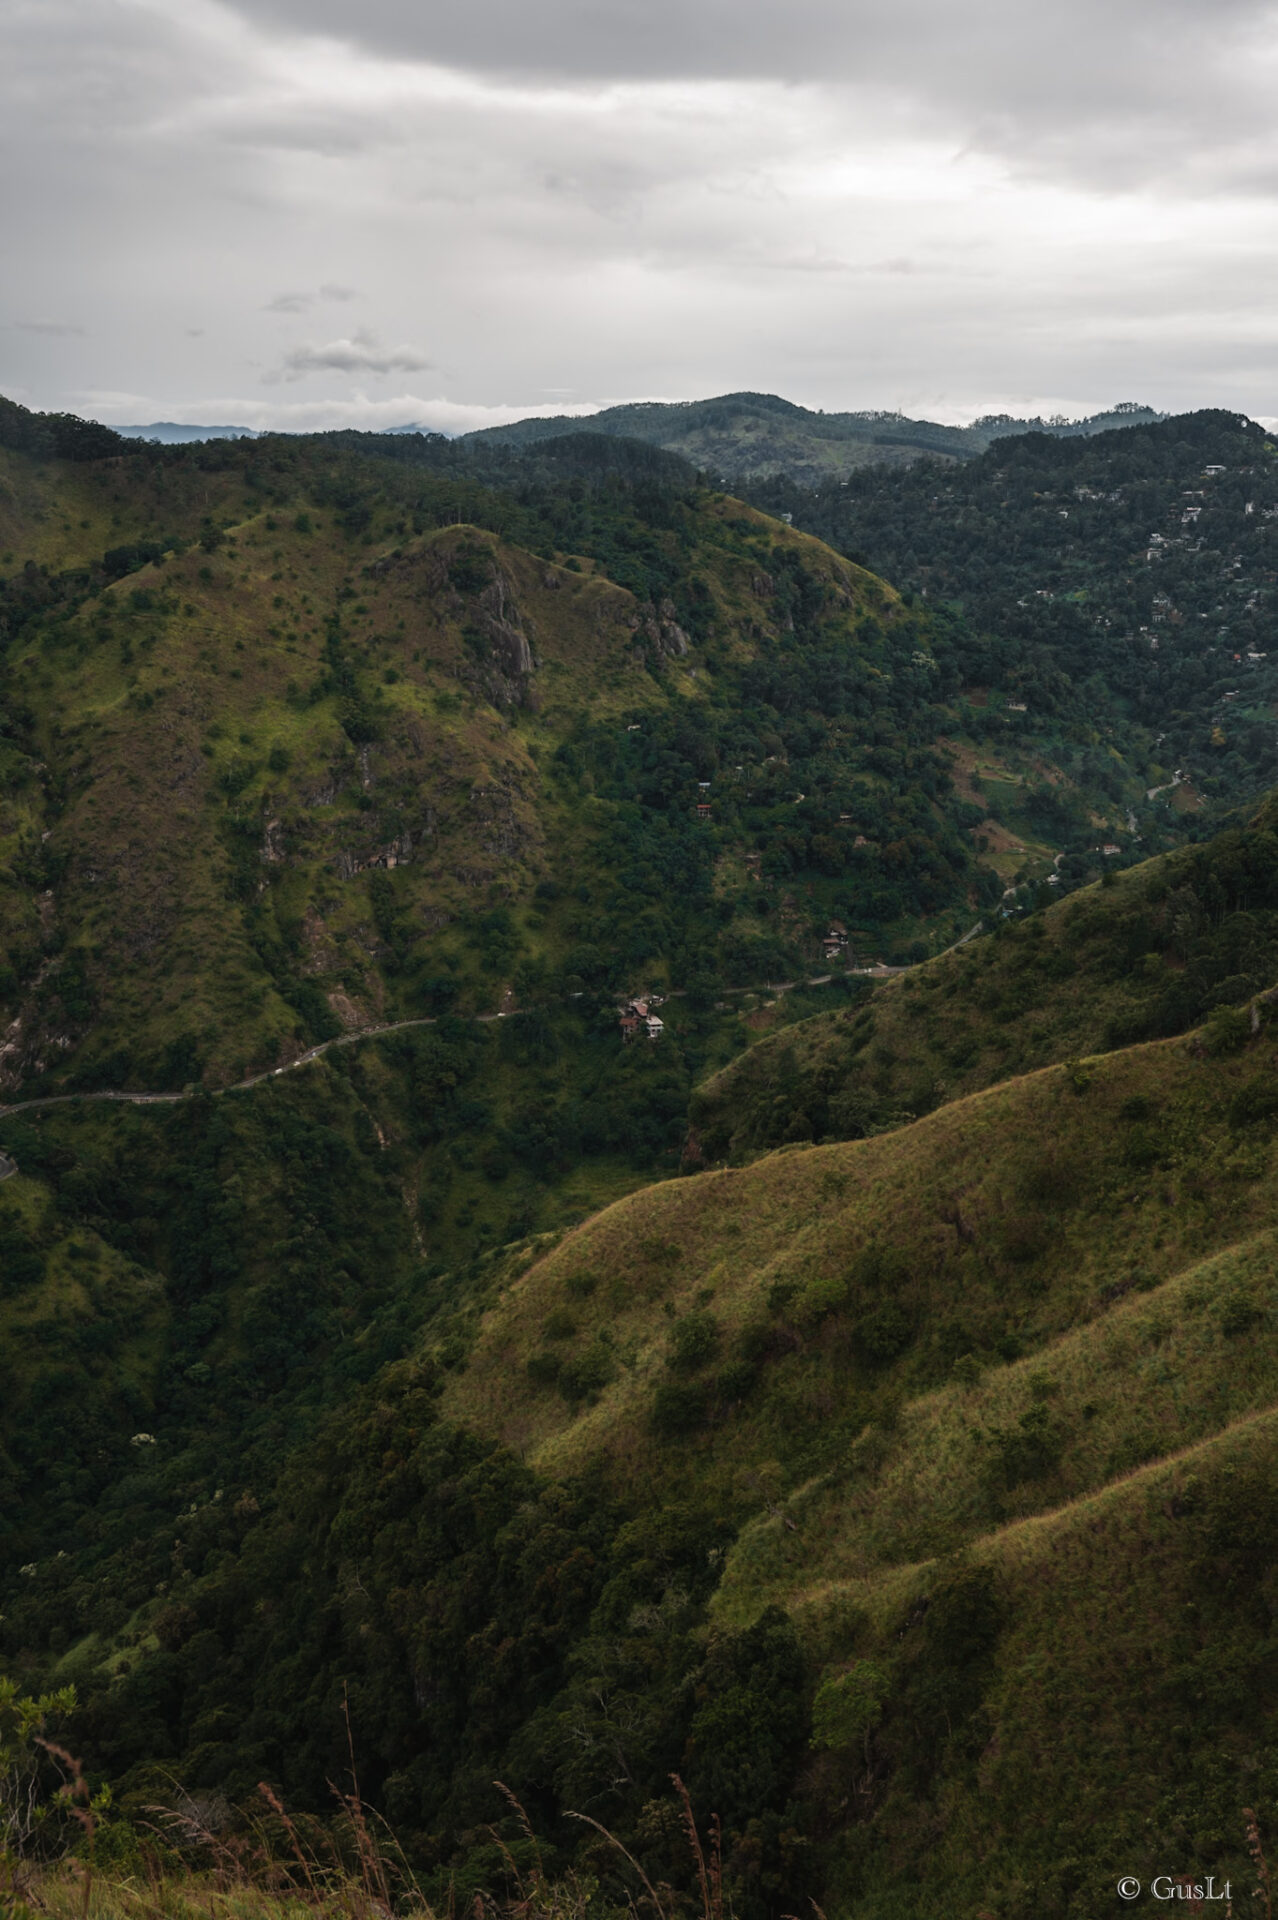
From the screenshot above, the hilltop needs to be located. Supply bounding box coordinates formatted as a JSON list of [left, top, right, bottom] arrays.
[[461, 392, 1166, 487]]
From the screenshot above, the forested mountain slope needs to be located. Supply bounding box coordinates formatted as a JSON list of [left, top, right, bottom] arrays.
[[753, 408, 1278, 819]]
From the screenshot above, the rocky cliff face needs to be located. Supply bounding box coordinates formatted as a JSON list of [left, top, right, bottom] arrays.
[[464, 567, 538, 708]]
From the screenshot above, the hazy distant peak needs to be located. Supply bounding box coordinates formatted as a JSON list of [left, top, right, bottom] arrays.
[[113, 422, 261, 444]]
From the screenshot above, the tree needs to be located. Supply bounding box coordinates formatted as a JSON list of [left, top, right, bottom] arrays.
[[0, 1676, 78, 1861]]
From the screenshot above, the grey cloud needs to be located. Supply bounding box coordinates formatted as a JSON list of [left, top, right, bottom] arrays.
[[224, 0, 1277, 194], [11, 320, 86, 336], [218, 109, 390, 157], [226, 0, 1259, 95], [266, 286, 360, 314], [269, 330, 433, 381]]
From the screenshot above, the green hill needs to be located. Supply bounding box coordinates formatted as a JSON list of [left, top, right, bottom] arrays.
[[461, 392, 1166, 487], [429, 1002, 1278, 1913]]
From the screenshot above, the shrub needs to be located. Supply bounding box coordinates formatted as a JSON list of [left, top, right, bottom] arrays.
[[525, 1351, 562, 1389], [795, 1271, 849, 1325], [738, 1319, 773, 1364], [542, 1307, 578, 1341], [668, 1310, 720, 1372], [987, 1402, 1062, 1489], [558, 1342, 616, 1405], [849, 1245, 911, 1294], [0, 1222, 44, 1294], [1123, 1125, 1161, 1170], [715, 1359, 758, 1404], [1229, 1078, 1278, 1130], [650, 1379, 710, 1436], [0, 1675, 79, 1858], [767, 1278, 798, 1317], [1219, 1288, 1262, 1338], [811, 1659, 892, 1752], [1202, 1005, 1251, 1055], [855, 1301, 913, 1366]]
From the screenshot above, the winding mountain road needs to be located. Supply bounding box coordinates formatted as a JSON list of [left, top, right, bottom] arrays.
[[0, 923, 984, 1179], [0, 1011, 492, 1135]]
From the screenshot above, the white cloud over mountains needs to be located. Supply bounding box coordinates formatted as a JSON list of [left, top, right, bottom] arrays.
[[2, 0, 1278, 430]]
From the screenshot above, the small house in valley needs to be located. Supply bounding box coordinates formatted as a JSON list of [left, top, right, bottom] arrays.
[[619, 992, 666, 1041]]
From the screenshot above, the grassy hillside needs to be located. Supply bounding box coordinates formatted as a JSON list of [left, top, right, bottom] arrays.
[[433, 1004, 1278, 1914], [462, 392, 1165, 487], [449, 1006, 1278, 1495], [691, 795, 1278, 1155]]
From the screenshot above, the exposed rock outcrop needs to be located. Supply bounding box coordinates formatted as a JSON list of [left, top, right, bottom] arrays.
[[463, 569, 538, 708], [630, 597, 691, 664], [332, 832, 414, 880]]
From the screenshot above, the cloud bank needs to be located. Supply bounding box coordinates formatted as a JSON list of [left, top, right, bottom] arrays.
[[1, 0, 1277, 429]]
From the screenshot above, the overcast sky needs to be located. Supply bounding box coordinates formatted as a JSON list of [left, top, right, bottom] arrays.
[[4, 0, 1278, 433]]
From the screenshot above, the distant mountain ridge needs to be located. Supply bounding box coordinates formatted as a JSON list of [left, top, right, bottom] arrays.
[[459, 390, 1168, 485], [113, 421, 261, 442], [103, 394, 1167, 476]]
